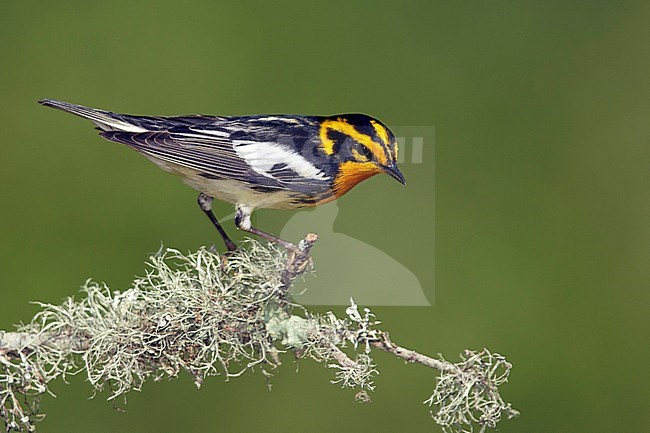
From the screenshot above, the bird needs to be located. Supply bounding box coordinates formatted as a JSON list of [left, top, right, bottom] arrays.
[[39, 99, 406, 251]]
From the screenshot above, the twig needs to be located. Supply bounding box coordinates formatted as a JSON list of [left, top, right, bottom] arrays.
[[280, 233, 319, 289], [0, 328, 91, 353], [370, 331, 459, 374]]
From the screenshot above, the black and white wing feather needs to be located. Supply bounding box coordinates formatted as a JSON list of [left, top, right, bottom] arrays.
[[39, 99, 334, 198], [101, 121, 332, 194], [39, 99, 222, 131]]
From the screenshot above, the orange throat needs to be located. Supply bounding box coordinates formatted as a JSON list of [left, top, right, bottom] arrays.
[[333, 161, 382, 197]]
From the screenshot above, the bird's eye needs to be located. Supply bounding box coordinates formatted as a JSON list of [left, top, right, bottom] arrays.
[[353, 142, 373, 161]]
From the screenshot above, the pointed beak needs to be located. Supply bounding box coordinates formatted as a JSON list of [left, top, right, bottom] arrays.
[[383, 163, 407, 185]]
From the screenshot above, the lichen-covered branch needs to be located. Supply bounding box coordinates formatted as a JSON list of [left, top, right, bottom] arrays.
[[370, 334, 519, 432], [371, 332, 459, 373], [0, 236, 517, 433]]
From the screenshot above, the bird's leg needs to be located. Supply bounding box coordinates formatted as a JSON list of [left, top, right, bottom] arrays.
[[197, 193, 238, 251], [235, 205, 298, 251]]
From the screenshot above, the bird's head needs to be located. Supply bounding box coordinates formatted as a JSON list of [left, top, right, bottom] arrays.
[[318, 114, 406, 196]]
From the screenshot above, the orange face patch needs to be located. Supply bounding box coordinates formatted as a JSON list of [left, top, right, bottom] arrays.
[[319, 118, 388, 165], [332, 161, 382, 197]]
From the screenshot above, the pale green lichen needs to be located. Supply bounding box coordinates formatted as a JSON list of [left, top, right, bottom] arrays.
[[425, 349, 520, 433], [0, 240, 517, 433]]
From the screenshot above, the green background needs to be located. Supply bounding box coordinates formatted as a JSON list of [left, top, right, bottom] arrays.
[[1, 1, 649, 432]]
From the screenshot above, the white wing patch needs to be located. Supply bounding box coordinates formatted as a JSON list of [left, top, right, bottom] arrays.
[[88, 116, 148, 132], [255, 116, 303, 124], [189, 127, 230, 137], [232, 140, 327, 181], [174, 132, 226, 140]]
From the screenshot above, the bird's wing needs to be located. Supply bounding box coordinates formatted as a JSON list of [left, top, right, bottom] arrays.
[[101, 126, 331, 194], [39, 99, 225, 132]]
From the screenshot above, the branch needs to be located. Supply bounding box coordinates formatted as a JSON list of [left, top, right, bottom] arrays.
[[0, 236, 517, 433], [280, 232, 319, 289], [371, 332, 459, 373]]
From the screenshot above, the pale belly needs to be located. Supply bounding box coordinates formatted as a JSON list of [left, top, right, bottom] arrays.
[[184, 175, 308, 209], [147, 157, 331, 210]]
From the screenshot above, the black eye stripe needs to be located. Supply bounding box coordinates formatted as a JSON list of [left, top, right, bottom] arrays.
[[326, 127, 375, 161], [353, 142, 373, 159], [326, 129, 349, 154]]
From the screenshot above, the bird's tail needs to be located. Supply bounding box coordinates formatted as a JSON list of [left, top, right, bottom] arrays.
[[38, 99, 148, 132]]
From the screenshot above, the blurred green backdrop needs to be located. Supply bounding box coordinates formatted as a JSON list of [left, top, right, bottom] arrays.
[[1, 1, 649, 432]]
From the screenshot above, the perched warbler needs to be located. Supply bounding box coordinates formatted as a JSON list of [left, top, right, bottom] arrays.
[[39, 99, 406, 251]]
